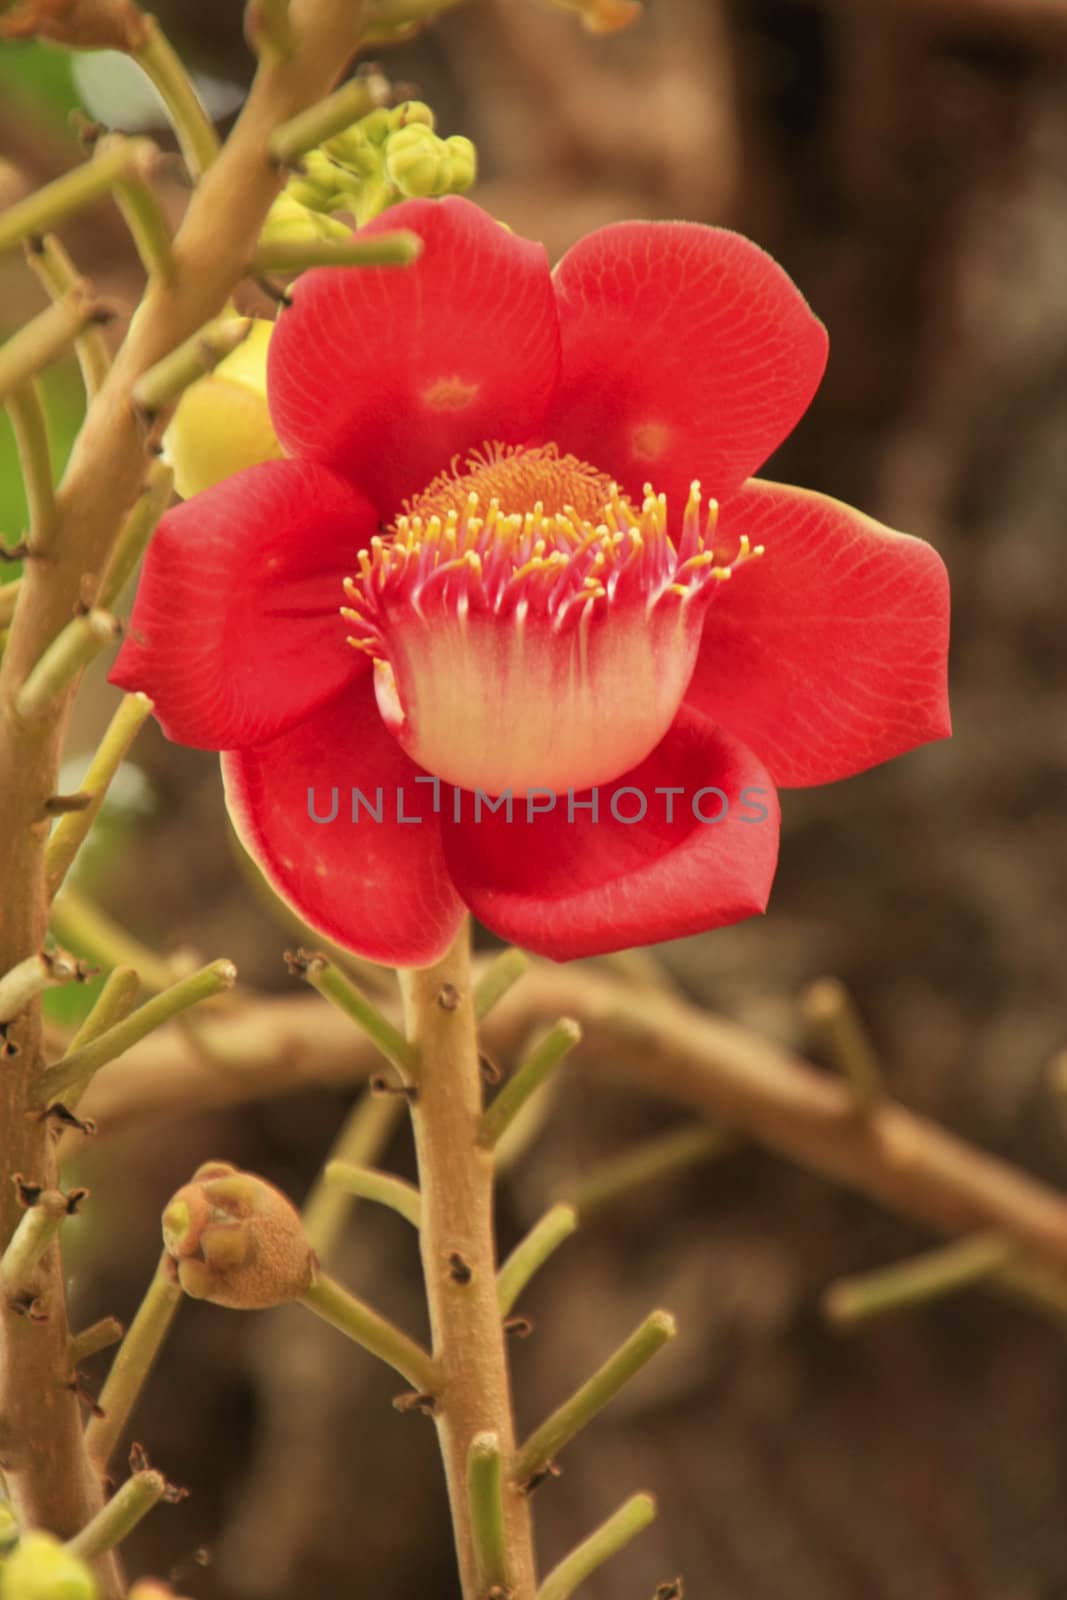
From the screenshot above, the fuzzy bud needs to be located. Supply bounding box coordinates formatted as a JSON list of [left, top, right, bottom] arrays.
[[162, 319, 283, 500], [0, 1532, 98, 1600], [161, 1162, 316, 1310]]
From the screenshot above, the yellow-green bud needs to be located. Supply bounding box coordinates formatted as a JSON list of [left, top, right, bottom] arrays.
[[443, 135, 477, 192], [385, 125, 449, 200], [359, 107, 394, 146], [262, 192, 350, 249], [162, 1161, 316, 1310], [162, 319, 283, 501], [322, 127, 381, 178], [389, 100, 435, 132], [0, 1533, 98, 1600], [286, 149, 344, 212]]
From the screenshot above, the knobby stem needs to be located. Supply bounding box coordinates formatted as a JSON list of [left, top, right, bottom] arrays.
[[400, 922, 538, 1599]]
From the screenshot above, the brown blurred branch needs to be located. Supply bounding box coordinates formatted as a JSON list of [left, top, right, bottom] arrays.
[[78, 959, 1067, 1279]]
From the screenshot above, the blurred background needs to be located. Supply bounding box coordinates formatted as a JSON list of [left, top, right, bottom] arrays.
[[4, 0, 1067, 1594]]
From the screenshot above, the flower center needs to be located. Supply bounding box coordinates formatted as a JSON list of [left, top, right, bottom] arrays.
[[342, 443, 761, 797]]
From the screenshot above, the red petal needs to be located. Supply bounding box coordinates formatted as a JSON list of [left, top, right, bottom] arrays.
[[442, 709, 779, 961], [110, 460, 373, 751], [222, 679, 466, 968], [684, 480, 952, 787], [548, 221, 828, 510], [268, 197, 561, 513]]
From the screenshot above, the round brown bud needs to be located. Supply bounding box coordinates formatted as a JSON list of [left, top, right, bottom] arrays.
[[162, 1162, 315, 1310]]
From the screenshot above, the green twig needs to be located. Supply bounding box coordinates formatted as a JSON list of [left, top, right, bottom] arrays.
[[513, 1311, 676, 1486], [131, 15, 220, 180], [823, 1232, 1018, 1328], [45, 692, 155, 897], [251, 230, 421, 274], [478, 1019, 581, 1150], [69, 1317, 125, 1368], [300, 1271, 437, 1391], [536, 1493, 657, 1600], [0, 144, 140, 260], [98, 459, 174, 609], [24, 235, 111, 398], [50, 887, 178, 994], [473, 947, 529, 1022], [131, 316, 253, 420], [38, 959, 237, 1106], [112, 156, 176, 284], [561, 1124, 736, 1217], [323, 1161, 422, 1228], [467, 1433, 508, 1595], [5, 381, 56, 553], [66, 1471, 166, 1560], [301, 1088, 403, 1260], [293, 952, 416, 1079], [13, 611, 121, 723], [497, 1204, 578, 1318], [268, 73, 389, 165], [85, 1252, 182, 1469]]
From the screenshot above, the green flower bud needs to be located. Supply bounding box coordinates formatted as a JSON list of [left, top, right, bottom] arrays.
[[162, 320, 283, 501], [384, 125, 449, 200], [389, 100, 435, 132], [162, 1161, 316, 1310], [358, 107, 394, 146], [286, 149, 345, 212], [322, 126, 382, 178], [443, 135, 477, 193], [0, 1533, 98, 1600], [262, 192, 351, 249]]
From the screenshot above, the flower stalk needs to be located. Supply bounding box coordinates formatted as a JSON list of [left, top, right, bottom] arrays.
[[268, 72, 389, 165], [98, 459, 175, 609], [24, 235, 111, 398], [536, 1493, 657, 1600], [467, 1433, 509, 1595], [131, 15, 220, 180], [301, 1087, 404, 1259], [50, 887, 179, 995], [323, 1160, 422, 1228], [45, 692, 155, 896], [131, 317, 254, 421], [39, 959, 237, 1106], [478, 1018, 581, 1151], [0, 143, 142, 260], [802, 976, 883, 1108], [251, 229, 422, 273], [497, 1204, 578, 1319], [5, 381, 56, 553], [561, 1124, 735, 1217], [13, 610, 121, 723], [66, 1470, 167, 1560], [400, 923, 538, 1598], [293, 952, 416, 1078], [473, 947, 529, 1021], [299, 1271, 437, 1390], [513, 1311, 676, 1488], [823, 1231, 1017, 1328], [85, 1251, 182, 1470], [68, 1316, 125, 1367]]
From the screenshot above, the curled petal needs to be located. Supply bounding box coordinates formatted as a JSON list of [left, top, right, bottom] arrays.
[[222, 679, 466, 969], [549, 220, 828, 511], [268, 197, 562, 513], [110, 460, 375, 750], [442, 708, 780, 960], [684, 480, 952, 787]]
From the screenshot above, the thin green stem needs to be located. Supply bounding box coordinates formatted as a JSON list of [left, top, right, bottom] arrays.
[[268, 73, 389, 164], [0, 950, 79, 1024], [45, 692, 154, 897], [301, 1088, 403, 1260], [513, 1311, 676, 1486], [13, 611, 121, 723], [85, 1252, 182, 1470], [300, 1271, 437, 1390], [324, 1161, 422, 1228], [802, 976, 882, 1108], [0, 1191, 70, 1300], [68, 969, 140, 1053], [561, 1124, 735, 1217], [113, 165, 176, 284], [66, 1471, 165, 1560], [473, 947, 529, 1022], [823, 1232, 1017, 1328], [98, 459, 174, 609], [296, 953, 416, 1078], [467, 1433, 508, 1594], [131, 16, 220, 179], [497, 1204, 577, 1318], [478, 1019, 581, 1151], [251, 230, 421, 273], [50, 886, 178, 994], [131, 316, 252, 419], [5, 381, 56, 553], [69, 1316, 124, 1368], [38, 959, 237, 1106], [24, 236, 111, 398], [0, 144, 138, 260], [536, 1494, 657, 1600]]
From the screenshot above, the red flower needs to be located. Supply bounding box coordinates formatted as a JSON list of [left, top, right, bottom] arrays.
[[111, 197, 950, 966]]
